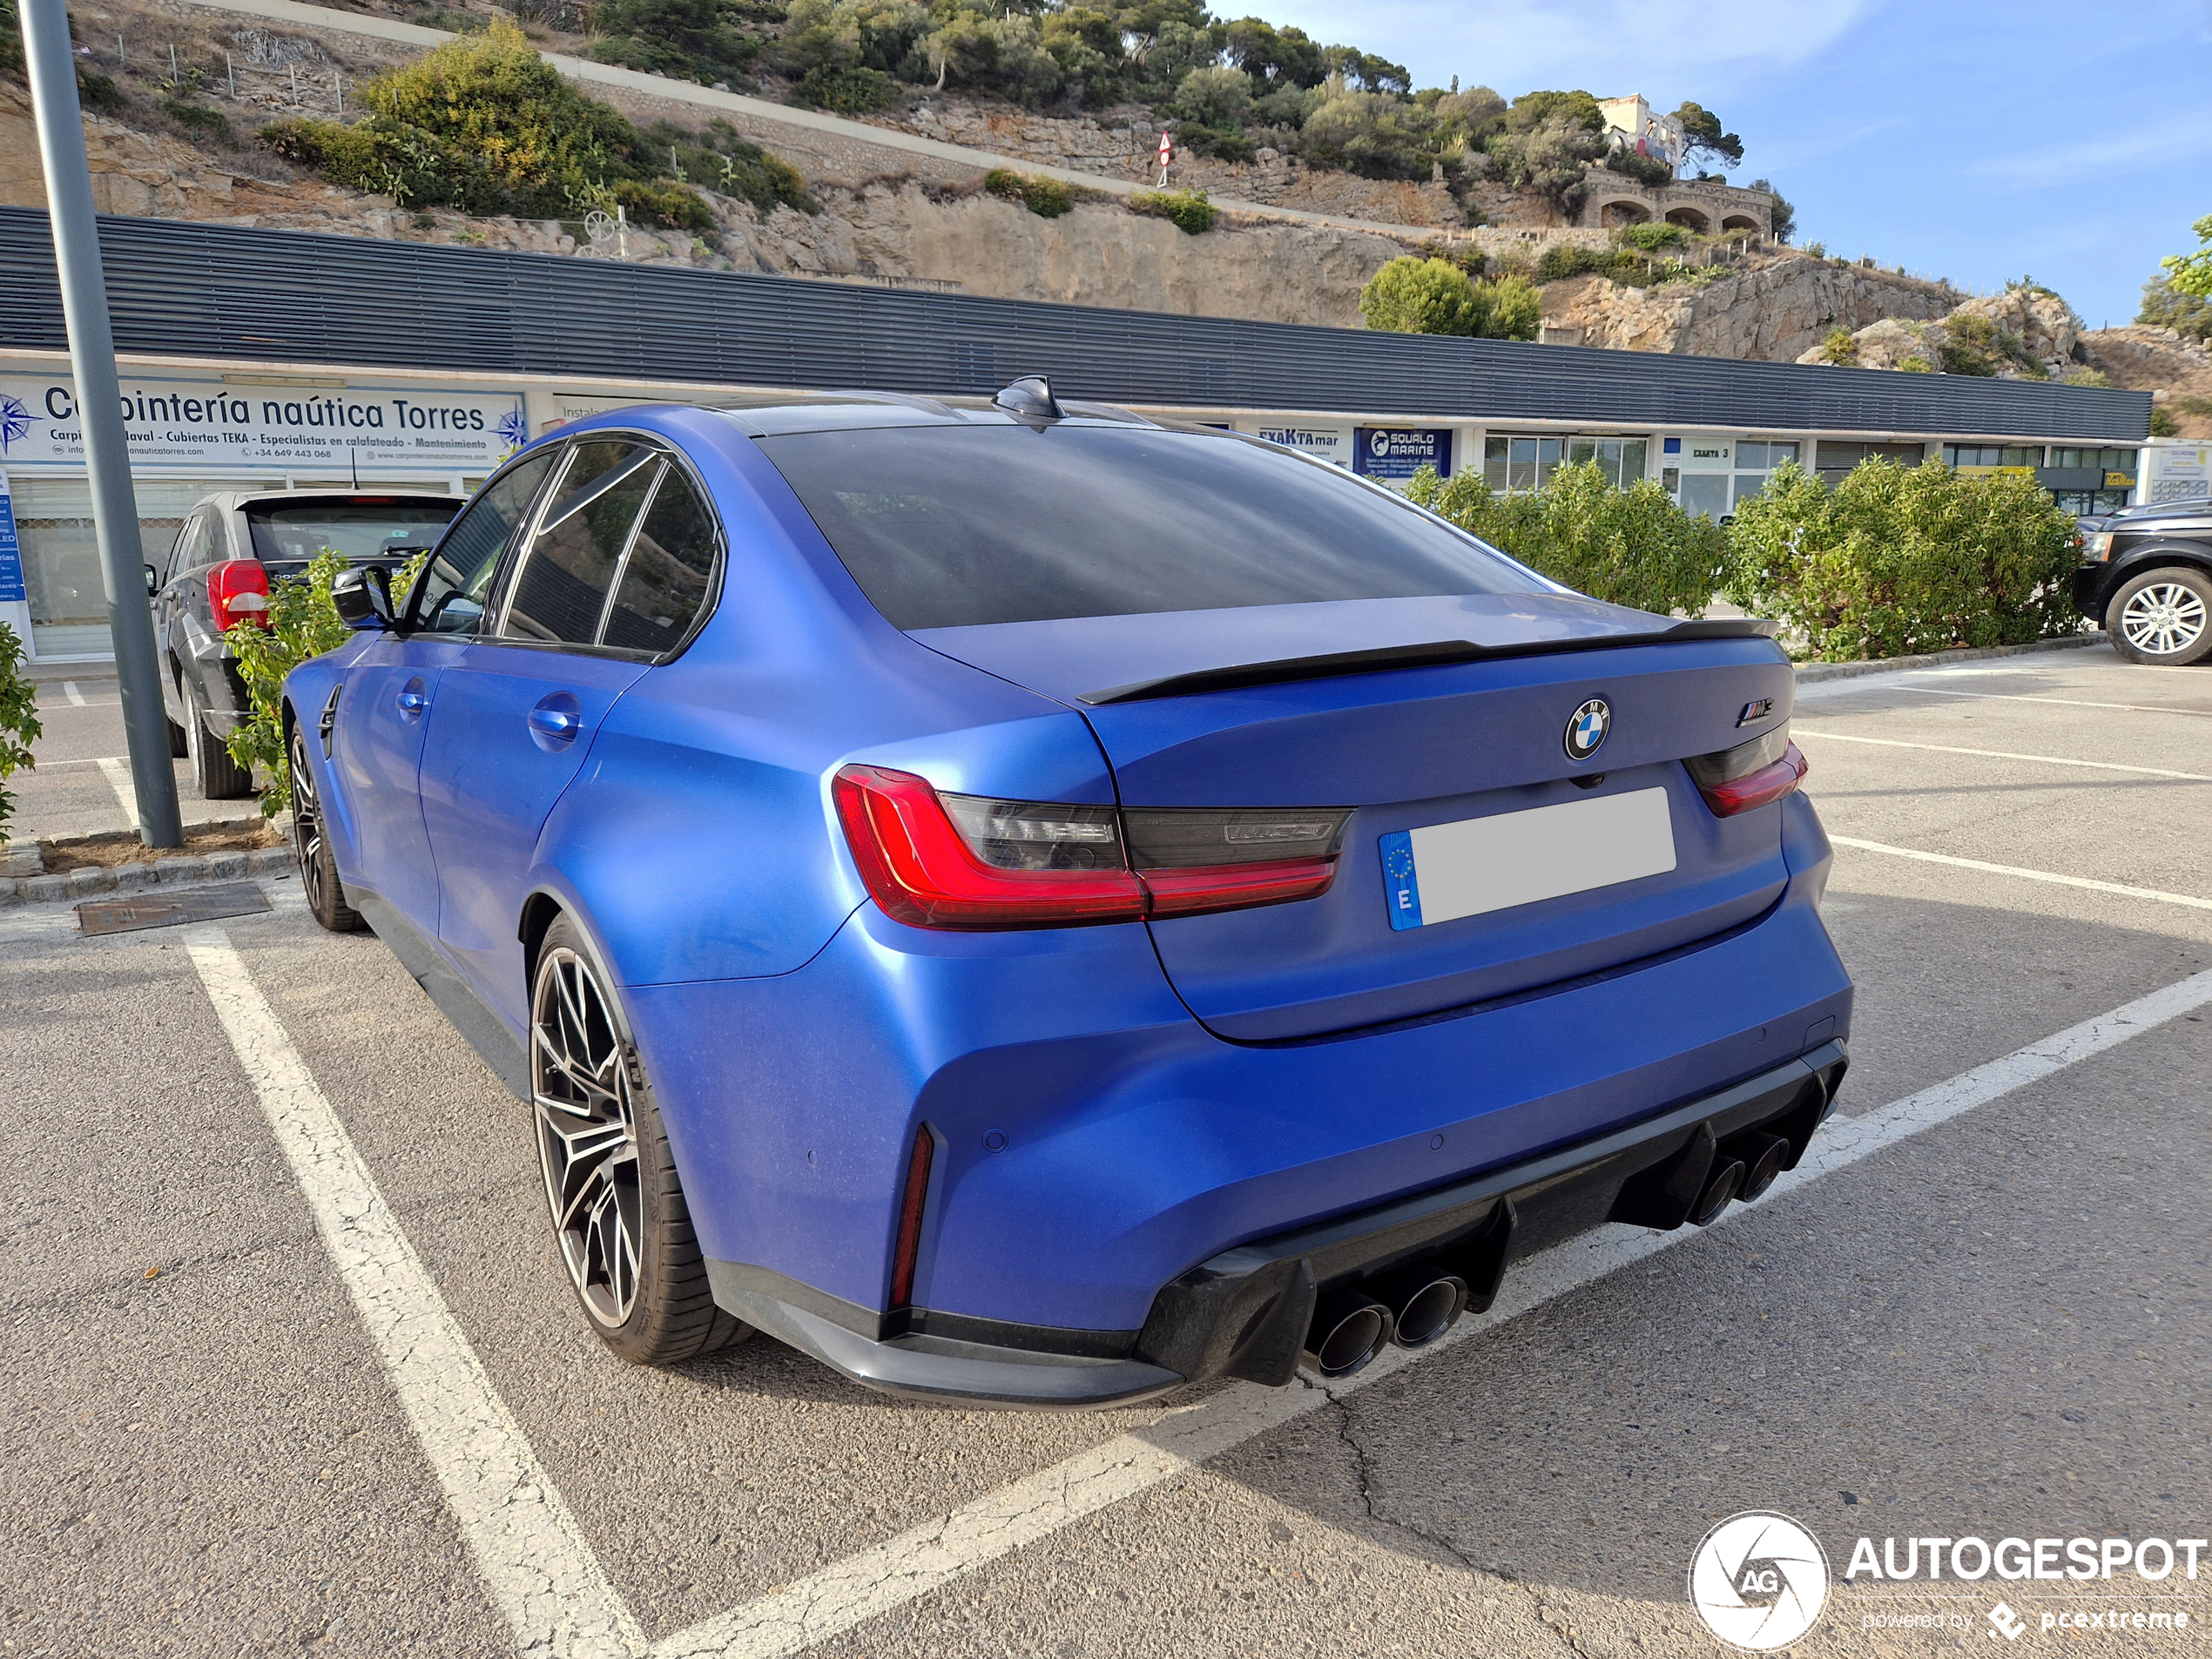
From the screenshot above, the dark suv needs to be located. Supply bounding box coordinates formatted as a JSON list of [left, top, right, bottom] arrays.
[[147, 489, 464, 798], [2073, 499, 2212, 666]]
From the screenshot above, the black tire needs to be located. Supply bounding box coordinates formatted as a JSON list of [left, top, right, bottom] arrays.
[[289, 723, 363, 933], [2108, 566, 2212, 666], [530, 916, 750, 1366], [184, 671, 254, 799]]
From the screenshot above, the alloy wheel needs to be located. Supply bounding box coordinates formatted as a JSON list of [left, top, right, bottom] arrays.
[[2120, 581, 2209, 658], [532, 945, 643, 1328], [289, 727, 327, 916]]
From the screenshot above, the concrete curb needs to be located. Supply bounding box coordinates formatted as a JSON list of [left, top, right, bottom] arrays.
[[1793, 632, 2106, 685], [2, 846, 294, 906]]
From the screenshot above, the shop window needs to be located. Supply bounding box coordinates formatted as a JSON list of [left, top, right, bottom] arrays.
[[1813, 441, 1925, 482], [2050, 448, 2137, 476], [1943, 444, 2044, 469], [1485, 434, 1648, 492]]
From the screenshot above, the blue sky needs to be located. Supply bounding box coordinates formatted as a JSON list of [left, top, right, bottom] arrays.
[[1262, 0, 2212, 329]]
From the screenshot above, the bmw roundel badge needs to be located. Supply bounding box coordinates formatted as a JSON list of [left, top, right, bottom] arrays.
[[1564, 698, 1610, 761]]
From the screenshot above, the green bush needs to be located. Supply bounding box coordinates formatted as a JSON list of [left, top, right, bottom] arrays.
[[159, 94, 233, 143], [648, 118, 813, 215], [226, 550, 425, 815], [1, 0, 22, 76], [2159, 212, 2212, 300], [792, 63, 900, 111], [258, 22, 713, 225], [1406, 461, 1728, 617], [0, 621, 42, 845], [1817, 327, 1858, 366], [2137, 273, 2212, 342], [984, 166, 1079, 218], [1598, 149, 1670, 188], [1130, 187, 1214, 234], [583, 0, 765, 86], [2150, 407, 2180, 436], [1614, 220, 1688, 253], [1723, 461, 2079, 661], [1359, 256, 1541, 340]]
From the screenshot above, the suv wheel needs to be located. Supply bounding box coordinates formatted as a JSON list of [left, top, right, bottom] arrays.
[[184, 673, 255, 799], [2111, 567, 2212, 665], [530, 916, 750, 1366], [289, 724, 362, 933]]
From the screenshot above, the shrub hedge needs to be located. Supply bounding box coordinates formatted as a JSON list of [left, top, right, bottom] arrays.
[[1406, 461, 1729, 617], [1723, 461, 2080, 660]]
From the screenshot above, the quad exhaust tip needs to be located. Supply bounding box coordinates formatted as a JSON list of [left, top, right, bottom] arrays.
[[1727, 1130, 1791, 1203], [1302, 1290, 1394, 1378], [1381, 1271, 1469, 1349], [1689, 1157, 1744, 1226]]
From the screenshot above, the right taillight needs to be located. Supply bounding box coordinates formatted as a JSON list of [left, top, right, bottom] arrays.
[[832, 765, 1348, 930], [1685, 726, 1807, 816], [207, 559, 271, 631]]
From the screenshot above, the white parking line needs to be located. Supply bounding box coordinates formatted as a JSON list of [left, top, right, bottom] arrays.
[[185, 928, 644, 1659], [1793, 727, 2212, 780], [62, 680, 87, 706], [647, 968, 2212, 1659], [96, 756, 138, 826], [1831, 836, 2212, 913], [1895, 685, 2212, 718]]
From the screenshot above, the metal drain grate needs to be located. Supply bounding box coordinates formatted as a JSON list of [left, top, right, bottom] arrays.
[[76, 882, 273, 936]]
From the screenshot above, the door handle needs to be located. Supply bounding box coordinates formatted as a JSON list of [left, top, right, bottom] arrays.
[[397, 690, 428, 715], [527, 693, 583, 749]]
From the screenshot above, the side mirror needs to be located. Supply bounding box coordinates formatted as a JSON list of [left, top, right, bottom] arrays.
[[144, 563, 158, 597], [333, 564, 396, 631]]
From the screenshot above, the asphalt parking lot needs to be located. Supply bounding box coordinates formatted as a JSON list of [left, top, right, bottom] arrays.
[[3, 642, 2207, 1658]]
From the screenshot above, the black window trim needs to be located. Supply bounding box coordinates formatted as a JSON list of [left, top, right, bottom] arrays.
[[475, 427, 726, 666], [401, 445, 566, 636]]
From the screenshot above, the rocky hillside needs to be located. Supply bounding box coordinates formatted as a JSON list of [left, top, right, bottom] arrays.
[[1539, 247, 1961, 363], [2080, 327, 2212, 439]]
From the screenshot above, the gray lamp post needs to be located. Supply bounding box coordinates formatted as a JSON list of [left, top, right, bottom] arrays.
[[18, 0, 185, 848]]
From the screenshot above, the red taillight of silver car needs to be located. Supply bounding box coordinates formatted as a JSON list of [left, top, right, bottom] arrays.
[[206, 559, 272, 631]]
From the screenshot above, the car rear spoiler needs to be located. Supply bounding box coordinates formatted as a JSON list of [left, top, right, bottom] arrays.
[[1078, 617, 1783, 705]]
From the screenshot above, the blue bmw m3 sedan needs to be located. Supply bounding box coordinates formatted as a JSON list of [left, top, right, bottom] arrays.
[[284, 379, 1852, 1407]]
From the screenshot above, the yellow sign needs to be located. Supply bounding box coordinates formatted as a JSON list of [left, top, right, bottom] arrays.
[[2105, 470, 2134, 488], [1954, 465, 2037, 477]]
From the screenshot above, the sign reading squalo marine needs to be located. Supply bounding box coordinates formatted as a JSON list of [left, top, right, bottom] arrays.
[[0, 374, 528, 474]]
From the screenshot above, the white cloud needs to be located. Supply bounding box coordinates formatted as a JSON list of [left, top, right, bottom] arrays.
[[1255, 0, 1878, 95], [1964, 115, 2212, 188]]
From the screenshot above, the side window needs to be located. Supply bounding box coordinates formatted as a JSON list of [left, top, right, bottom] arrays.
[[167, 514, 211, 583], [603, 465, 719, 653], [410, 452, 557, 636], [502, 441, 660, 647]]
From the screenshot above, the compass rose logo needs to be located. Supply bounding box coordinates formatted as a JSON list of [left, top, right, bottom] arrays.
[[0, 393, 34, 455], [496, 405, 528, 454]]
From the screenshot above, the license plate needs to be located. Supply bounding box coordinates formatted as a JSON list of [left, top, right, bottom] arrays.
[[1379, 787, 1677, 930]]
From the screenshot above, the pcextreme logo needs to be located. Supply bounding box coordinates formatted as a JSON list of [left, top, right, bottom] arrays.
[[1689, 1512, 1831, 1650]]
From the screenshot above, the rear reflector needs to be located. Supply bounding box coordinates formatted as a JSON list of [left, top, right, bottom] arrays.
[[833, 765, 1345, 929], [1686, 725, 1807, 816], [206, 559, 271, 631], [888, 1124, 934, 1308]]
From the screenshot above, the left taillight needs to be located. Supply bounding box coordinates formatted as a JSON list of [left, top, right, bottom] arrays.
[[831, 765, 1348, 931], [1685, 726, 1807, 816], [206, 559, 271, 631]]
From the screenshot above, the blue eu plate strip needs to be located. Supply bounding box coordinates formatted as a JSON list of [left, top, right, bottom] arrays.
[[1379, 831, 1422, 930]]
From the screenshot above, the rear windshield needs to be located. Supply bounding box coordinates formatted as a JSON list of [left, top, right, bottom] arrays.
[[756, 424, 1543, 629], [245, 499, 463, 567]]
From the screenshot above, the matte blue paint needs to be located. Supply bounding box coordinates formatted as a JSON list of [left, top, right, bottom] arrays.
[[284, 401, 1854, 1357]]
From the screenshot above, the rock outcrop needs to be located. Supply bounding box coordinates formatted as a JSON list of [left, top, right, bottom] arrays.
[[1540, 250, 1961, 363], [2080, 326, 2212, 439]]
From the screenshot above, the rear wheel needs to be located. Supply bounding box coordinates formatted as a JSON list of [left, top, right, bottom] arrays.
[[164, 665, 188, 759], [2110, 567, 2212, 666], [531, 916, 749, 1366], [290, 724, 363, 933], [184, 672, 254, 799]]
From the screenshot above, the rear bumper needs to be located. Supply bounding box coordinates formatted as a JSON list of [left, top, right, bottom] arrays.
[[704, 1041, 1848, 1407]]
